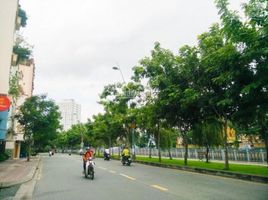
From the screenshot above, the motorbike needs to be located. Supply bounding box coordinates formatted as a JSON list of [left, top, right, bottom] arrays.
[[121, 155, 132, 166], [104, 152, 110, 161], [84, 157, 95, 180]]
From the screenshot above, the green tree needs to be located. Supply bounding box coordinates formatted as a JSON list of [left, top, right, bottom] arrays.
[[15, 95, 61, 161], [133, 42, 201, 165], [192, 118, 222, 163], [216, 0, 268, 164]]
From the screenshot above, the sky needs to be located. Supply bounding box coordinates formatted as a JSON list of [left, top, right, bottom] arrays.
[[19, 0, 246, 122]]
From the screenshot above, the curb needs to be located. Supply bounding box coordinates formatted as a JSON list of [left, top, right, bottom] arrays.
[[0, 156, 41, 188], [134, 160, 268, 184]]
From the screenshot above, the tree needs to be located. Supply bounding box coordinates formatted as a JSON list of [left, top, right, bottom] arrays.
[[192, 118, 222, 163], [15, 95, 61, 161], [215, 0, 268, 166], [133, 42, 201, 165]]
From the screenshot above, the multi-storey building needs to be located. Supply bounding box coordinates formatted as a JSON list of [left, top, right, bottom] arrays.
[[0, 0, 19, 154], [7, 59, 35, 158], [0, 0, 35, 158], [57, 99, 81, 131]]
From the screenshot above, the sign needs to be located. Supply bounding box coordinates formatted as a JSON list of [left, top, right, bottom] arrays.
[[0, 96, 11, 111]]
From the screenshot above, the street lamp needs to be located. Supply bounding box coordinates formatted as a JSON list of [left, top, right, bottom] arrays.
[[112, 65, 126, 84], [112, 65, 136, 159]]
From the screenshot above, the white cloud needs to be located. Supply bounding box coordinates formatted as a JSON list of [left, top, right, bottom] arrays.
[[20, 0, 246, 122]]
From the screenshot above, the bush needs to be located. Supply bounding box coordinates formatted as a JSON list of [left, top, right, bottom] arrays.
[[0, 153, 9, 162]]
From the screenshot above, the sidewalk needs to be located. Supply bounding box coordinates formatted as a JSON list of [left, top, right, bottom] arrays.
[[0, 156, 40, 188]]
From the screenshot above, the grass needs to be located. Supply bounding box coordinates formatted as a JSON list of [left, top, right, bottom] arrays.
[[135, 156, 268, 177]]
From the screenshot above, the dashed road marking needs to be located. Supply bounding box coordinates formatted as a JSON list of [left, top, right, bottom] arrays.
[[151, 184, 168, 192], [120, 173, 136, 180], [98, 167, 107, 170], [109, 170, 116, 174]]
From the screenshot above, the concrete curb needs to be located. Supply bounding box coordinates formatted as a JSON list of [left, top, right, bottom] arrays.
[[134, 160, 268, 184], [0, 156, 41, 188]]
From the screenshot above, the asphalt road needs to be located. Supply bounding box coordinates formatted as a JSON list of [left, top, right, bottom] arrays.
[[32, 154, 268, 200]]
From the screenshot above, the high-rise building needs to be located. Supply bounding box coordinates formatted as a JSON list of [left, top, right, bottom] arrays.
[[57, 99, 81, 131]]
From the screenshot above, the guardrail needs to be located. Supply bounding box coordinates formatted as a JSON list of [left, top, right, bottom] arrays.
[[106, 147, 267, 163]]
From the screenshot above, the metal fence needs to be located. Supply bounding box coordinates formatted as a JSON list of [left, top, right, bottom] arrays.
[[131, 148, 267, 163]]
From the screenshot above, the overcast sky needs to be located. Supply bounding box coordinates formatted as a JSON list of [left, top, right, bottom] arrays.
[[20, 0, 245, 122]]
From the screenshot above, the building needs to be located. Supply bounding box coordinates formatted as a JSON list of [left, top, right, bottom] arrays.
[[0, 0, 19, 154], [6, 59, 35, 158], [57, 99, 81, 131], [0, 0, 35, 158]]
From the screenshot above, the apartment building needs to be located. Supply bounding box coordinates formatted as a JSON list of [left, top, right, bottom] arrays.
[[8, 59, 35, 158], [0, 0, 35, 158], [57, 99, 81, 131], [0, 0, 19, 156]]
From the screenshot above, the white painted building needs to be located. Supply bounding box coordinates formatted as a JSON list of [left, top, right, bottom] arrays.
[[0, 0, 19, 156], [0, 0, 18, 96], [57, 99, 81, 131]]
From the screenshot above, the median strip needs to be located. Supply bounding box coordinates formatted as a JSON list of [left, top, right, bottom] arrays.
[[120, 173, 136, 180], [151, 184, 168, 191]]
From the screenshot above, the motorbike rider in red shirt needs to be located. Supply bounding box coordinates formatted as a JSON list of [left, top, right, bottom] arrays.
[[83, 147, 94, 172]]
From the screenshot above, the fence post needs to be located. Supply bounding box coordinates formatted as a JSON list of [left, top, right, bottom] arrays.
[[195, 149, 198, 159], [221, 149, 225, 161], [211, 150, 214, 160], [234, 149, 237, 161], [260, 149, 265, 163], [246, 149, 250, 162]]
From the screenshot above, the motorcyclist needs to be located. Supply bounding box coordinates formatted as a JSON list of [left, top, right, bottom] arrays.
[[104, 148, 110, 160], [122, 145, 130, 163], [79, 148, 83, 156], [83, 147, 94, 172]]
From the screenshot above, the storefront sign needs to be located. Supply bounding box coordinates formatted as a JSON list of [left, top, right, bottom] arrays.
[[0, 96, 11, 111]]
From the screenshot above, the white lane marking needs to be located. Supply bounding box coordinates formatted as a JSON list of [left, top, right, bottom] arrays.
[[98, 167, 107, 170], [151, 184, 168, 191], [120, 173, 136, 180], [109, 170, 116, 174]]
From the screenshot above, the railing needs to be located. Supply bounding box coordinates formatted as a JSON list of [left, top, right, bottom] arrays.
[[110, 147, 267, 163]]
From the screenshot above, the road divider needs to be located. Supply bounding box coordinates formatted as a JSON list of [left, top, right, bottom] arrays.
[[150, 184, 168, 191], [120, 173, 136, 180]]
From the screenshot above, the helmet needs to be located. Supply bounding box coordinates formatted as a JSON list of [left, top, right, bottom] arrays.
[[86, 147, 90, 150]]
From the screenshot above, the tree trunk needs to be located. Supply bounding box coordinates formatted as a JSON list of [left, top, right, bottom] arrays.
[[168, 148, 172, 160], [184, 134, 188, 166], [223, 118, 229, 170], [157, 122, 161, 163], [168, 131, 172, 160], [149, 145, 152, 158], [26, 144, 31, 162], [206, 145, 209, 163], [261, 126, 268, 166]]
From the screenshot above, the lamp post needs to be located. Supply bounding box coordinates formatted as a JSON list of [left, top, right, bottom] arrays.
[[112, 65, 126, 84], [112, 65, 135, 159]]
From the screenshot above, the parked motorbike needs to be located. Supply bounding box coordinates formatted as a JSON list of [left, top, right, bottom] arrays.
[[104, 152, 110, 161], [121, 155, 132, 166], [84, 157, 95, 180]]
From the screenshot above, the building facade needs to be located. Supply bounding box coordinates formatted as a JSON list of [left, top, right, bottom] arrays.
[[6, 59, 35, 158], [0, 0, 35, 158], [57, 99, 81, 131], [0, 0, 19, 155]]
